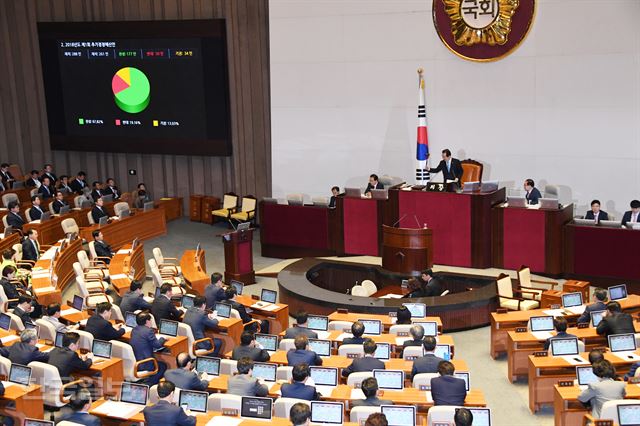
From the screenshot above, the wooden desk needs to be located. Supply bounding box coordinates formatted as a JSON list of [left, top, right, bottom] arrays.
[[212, 318, 244, 350], [328, 312, 443, 333], [554, 383, 640, 426], [0, 234, 20, 254], [30, 238, 83, 305], [1, 382, 43, 420], [108, 243, 146, 295], [156, 197, 183, 221], [327, 385, 486, 408], [77, 357, 124, 399], [237, 295, 289, 335], [181, 249, 209, 296], [120, 332, 188, 370]]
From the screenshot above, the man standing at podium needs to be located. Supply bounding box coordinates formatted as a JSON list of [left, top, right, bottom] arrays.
[[524, 179, 542, 205], [428, 149, 463, 182]]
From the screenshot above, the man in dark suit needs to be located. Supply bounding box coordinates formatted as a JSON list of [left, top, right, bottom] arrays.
[[84, 302, 126, 341], [421, 269, 444, 297], [343, 321, 366, 345], [431, 360, 467, 406], [224, 286, 268, 333], [597, 301, 635, 338], [585, 200, 609, 223], [143, 381, 196, 426], [151, 283, 183, 324], [21, 229, 40, 262], [183, 295, 222, 355], [103, 178, 120, 200], [428, 149, 464, 182], [281, 363, 320, 400], [164, 352, 211, 391], [364, 174, 384, 196], [58, 388, 101, 426], [69, 171, 87, 194], [130, 312, 168, 385], [284, 311, 318, 339], [341, 338, 385, 377], [402, 324, 425, 354], [577, 288, 608, 324], [0, 329, 49, 364], [90, 181, 104, 201], [119, 281, 152, 314], [41, 164, 57, 184], [25, 170, 41, 189], [622, 200, 640, 226], [232, 331, 270, 362], [524, 179, 542, 205], [227, 357, 269, 397], [329, 186, 339, 208], [205, 272, 226, 309], [28, 195, 45, 221], [1, 265, 22, 300], [543, 317, 577, 350], [49, 332, 93, 382], [411, 336, 444, 378], [91, 197, 109, 224], [37, 176, 54, 200], [92, 230, 114, 263], [58, 175, 73, 193], [6, 201, 24, 231], [51, 191, 69, 214], [351, 377, 394, 407], [287, 335, 322, 367], [12, 295, 35, 328], [0, 163, 15, 188]]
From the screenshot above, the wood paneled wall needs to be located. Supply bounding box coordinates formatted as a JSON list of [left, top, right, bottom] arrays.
[[0, 0, 271, 211]]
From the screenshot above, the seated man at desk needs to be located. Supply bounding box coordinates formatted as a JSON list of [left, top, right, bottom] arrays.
[[49, 332, 93, 383], [90, 181, 104, 201], [6, 201, 24, 231], [164, 352, 211, 391], [364, 174, 384, 196], [204, 272, 225, 309], [411, 336, 444, 377], [585, 199, 609, 223], [395, 306, 413, 324], [351, 377, 393, 407], [28, 195, 45, 221], [59, 388, 101, 426], [151, 283, 183, 323], [41, 163, 57, 184], [130, 312, 168, 386], [0, 163, 15, 188], [38, 176, 54, 199], [91, 196, 109, 224], [0, 329, 49, 364], [524, 179, 542, 205], [342, 339, 385, 377], [402, 324, 426, 353], [57, 175, 73, 193], [228, 357, 269, 397], [287, 335, 322, 367], [290, 403, 311, 426], [232, 331, 270, 362], [42, 303, 75, 332], [329, 186, 339, 208], [12, 295, 36, 326], [103, 178, 120, 200], [543, 317, 576, 350], [85, 302, 126, 341], [143, 381, 196, 426], [454, 408, 474, 426], [431, 360, 467, 406], [578, 359, 626, 419], [284, 311, 318, 339], [224, 286, 268, 333], [421, 269, 443, 297], [428, 149, 464, 182], [183, 295, 222, 355], [342, 321, 366, 345], [119, 281, 152, 314], [51, 191, 69, 214], [281, 363, 320, 401], [577, 288, 608, 324], [21, 229, 40, 262], [92, 230, 114, 263], [69, 171, 87, 194], [25, 170, 41, 188], [596, 301, 635, 338], [622, 199, 640, 226]]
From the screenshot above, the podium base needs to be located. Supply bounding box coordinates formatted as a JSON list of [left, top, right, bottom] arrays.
[[225, 270, 256, 285]]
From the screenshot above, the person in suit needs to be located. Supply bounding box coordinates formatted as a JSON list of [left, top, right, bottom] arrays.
[[49, 332, 93, 382], [284, 311, 318, 339], [342, 321, 366, 345], [224, 286, 268, 333], [622, 199, 640, 226], [351, 377, 394, 407], [287, 335, 323, 367], [69, 171, 87, 194], [281, 363, 320, 400], [402, 324, 425, 353], [51, 191, 69, 214], [421, 269, 444, 297], [0, 382, 14, 425], [205, 272, 226, 309], [103, 178, 120, 200], [37, 176, 54, 200], [58, 175, 73, 193], [342, 338, 385, 377], [577, 288, 608, 324], [12, 295, 34, 327], [454, 408, 474, 426], [524, 179, 542, 205], [410, 336, 444, 378], [6, 201, 24, 231], [183, 295, 222, 355], [41, 164, 57, 184], [28, 195, 45, 221], [143, 381, 196, 426], [164, 352, 211, 391], [290, 402, 311, 426], [428, 149, 464, 182], [232, 331, 270, 362], [1, 265, 24, 301], [151, 283, 183, 324], [0, 329, 48, 364], [119, 281, 151, 314], [92, 230, 114, 263], [130, 312, 168, 385], [578, 359, 626, 418], [329, 186, 339, 208], [364, 174, 384, 196], [58, 388, 101, 426], [0, 178, 7, 193], [597, 301, 635, 338], [585, 200, 609, 223], [42, 303, 74, 333], [91, 196, 109, 224], [90, 181, 104, 201], [0, 163, 15, 188], [431, 360, 467, 406], [227, 357, 269, 397], [543, 317, 577, 350], [25, 170, 41, 189], [84, 302, 126, 341]]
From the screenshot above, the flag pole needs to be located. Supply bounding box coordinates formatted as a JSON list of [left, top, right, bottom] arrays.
[[415, 68, 430, 185]]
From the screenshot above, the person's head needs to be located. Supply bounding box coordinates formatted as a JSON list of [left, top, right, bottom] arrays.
[[176, 352, 194, 371], [363, 338, 377, 355], [421, 268, 433, 282], [211, 272, 223, 286], [0, 163, 8, 171], [136, 312, 152, 327], [76, 171, 86, 180], [351, 321, 365, 338], [224, 286, 237, 300], [92, 230, 103, 241], [294, 334, 309, 350], [423, 335, 437, 353], [17, 295, 33, 311], [295, 311, 309, 326], [69, 388, 92, 412], [592, 359, 616, 379], [331, 186, 339, 196], [130, 280, 143, 294], [590, 200, 601, 213], [2, 265, 16, 279], [593, 288, 608, 303], [44, 164, 53, 173], [138, 183, 146, 191], [62, 332, 81, 351], [41, 176, 51, 187], [2, 249, 14, 261], [31, 195, 41, 206], [237, 357, 254, 375], [7, 201, 19, 213], [553, 317, 568, 333], [292, 363, 310, 383], [240, 331, 255, 347], [441, 149, 452, 160], [369, 174, 379, 186], [290, 402, 311, 426], [30, 170, 39, 178], [606, 301, 622, 314], [524, 178, 535, 191], [631, 200, 640, 213], [454, 408, 474, 426], [160, 282, 173, 298], [588, 349, 605, 365], [27, 229, 38, 241], [396, 306, 412, 324], [55, 191, 64, 201], [95, 197, 104, 207], [364, 413, 388, 426], [410, 324, 425, 341], [60, 175, 68, 184], [20, 328, 37, 345], [193, 296, 206, 310], [361, 377, 380, 398], [157, 381, 176, 400], [46, 303, 61, 318], [92, 181, 101, 190], [96, 302, 112, 319], [106, 178, 115, 186], [437, 360, 455, 376]]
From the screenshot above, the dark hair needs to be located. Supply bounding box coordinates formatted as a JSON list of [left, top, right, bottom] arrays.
[[130, 281, 143, 292], [363, 338, 377, 355], [7, 201, 18, 210], [553, 317, 568, 333], [211, 272, 223, 284], [44, 163, 52, 169], [69, 388, 92, 411], [77, 171, 86, 177], [92, 181, 100, 187], [136, 312, 151, 326], [96, 302, 111, 315], [331, 186, 339, 192], [592, 359, 616, 379], [60, 175, 68, 180], [631, 200, 640, 209], [27, 229, 37, 236], [30, 195, 40, 203], [237, 357, 254, 374], [18, 295, 32, 305], [193, 296, 206, 308], [292, 363, 310, 382], [365, 413, 388, 426], [55, 191, 63, 197], [30, 170, 39, 175], [157, 381, 175, 398], [525, 178, 535, 187], [442, 149, 452, 157], [593, 288, 608, 302], [137, 183, 146, 189], [351, 321, 365, 338], [46, 303, 61, 317], [295, 311, 309, 325], [438, 360, 455, 376], [0, 163, 8, 168], [369, 174, 379, 181], [224, 286, 237, 299], [41, 176, 50, 183], [606, 301, 622, 313], [2, 265, 17, 277], [361, 377, 379, 398], [176, 352, 193, 368], [422, 269, 433, 277], [160, 283, 173, 294], [106, 178, 114, 184], [423, 336, 437, 352], [62, 332, 80, 348], [290, 402, 311, 426], [1, 249, 14, 261], [240, 331, 255, 346], [454, 408, 474, 426], [591, 200, 601, 207], [92, 230, 101, 239], [396, 306, 412, 325], [294, 334, 308, 350], [588, 349, 605, 365]]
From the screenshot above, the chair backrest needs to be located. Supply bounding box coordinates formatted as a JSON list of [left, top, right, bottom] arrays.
[[338, 344, 364, 357], [0, 284, 8, 311], [1, 193, 18, 207], [460, 159, 483, 185], [427, 406, 460, 425], [346, 371, 372, 388], [88, 241, 97, 259], [72, 261, 85, 279], [328, 321, 353, 332], [152, 247, 164, 265], [0, 356, 10, 376], [220, 359, 238, 376], [61, 218, 79, 235], [25, 209, 33, 223], [241, 197, 256, 213], [113, 202, 129, 216], [7, 311, 24, 331], [111, 303, 124, 322], [544, 184, 559, 199], [230, 309, 241, 320], [1, 216, 7, 229], [111, 340, 136, 381], [149, 384, 180, 404], [28, 361, 66, 407], [413, 373, 440, 390], [402, 346, 425, 360], [35, 318, 56, 342], [11, 244, 22, 261], [75, 330, 94, 350], [77, 250, 91, 270], [388, 324, 414, 335], [496, 275, 513, 299], [177, 323, 197, 358], [148, 259, 163, 286], [208, 393, 242, 412], [598, 400, 640, 424], [48, 202, 56, 215], [274, 397, 308, 418], [286, 193, 304, 204], [361, 280, 377, 296], [276, 366, 293, 382], [29, 188, 38, 197], [279, 338, 296, 352], [517, 266, 532, 287], [75, 277, 90, 299], [222, 194, 238, 210], [87, 211, 94, 225], [350, 406, 382, 423], [74, 196, 84, 208], [351, 286, 368, 297]]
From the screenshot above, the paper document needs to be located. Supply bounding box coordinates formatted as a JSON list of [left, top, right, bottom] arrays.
[[543, 309, 566, 316], [91, 400, 145, 419], [565, 306, 586, 315], [350, 388, 366, 400], [60, 308, 80, 316], [425, 391, 433, 403], [530, 331, 553, 340], [316, 385, 336, 397], [0, 335, 19, 344], [380, 294, 403, 299], [560, 356, 588, 365], [35, 286, 57, 293], [110, 273, 128, 280], [116, 249, 132, 255]]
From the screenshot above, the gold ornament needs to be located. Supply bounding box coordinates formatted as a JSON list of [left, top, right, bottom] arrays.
[[442, 0, 519, 46]]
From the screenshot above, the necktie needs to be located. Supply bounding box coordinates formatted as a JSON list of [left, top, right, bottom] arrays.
[[447, 161, 451, 172], [32, 240, 39, 259]]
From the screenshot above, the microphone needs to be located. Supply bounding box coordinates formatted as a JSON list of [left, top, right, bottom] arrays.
[[413, 215, 421, 229], [392, 214, 407, 228]]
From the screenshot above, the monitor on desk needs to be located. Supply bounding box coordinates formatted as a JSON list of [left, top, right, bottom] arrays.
[[550, 338, 579, 356], [381, 405, 416, 426], [195, 356, 221, 376], [181, 294, 195, 309], [413, 321, 438, 337], [59, 205, 70, 215], [55, 331, 65, 348], [0, 313, 11, 331], [308, 339, 331, 357], [255, 334, 278, 352], [358, 319, 382, 335], [25, 420, 54, 426], [374, 342, 391, 360], [237, 222, 251, 231], [609, 333, 637, 353], [125, 312, 137, 328], [562, 292, 583, 308], [214, 302, 231, 318], [309, 367, 338, 387], [344, 188, 362, 198], [230, 280, 244, 295], [508, 196, 527, 208], [454, 372, 470, 391], [435, 344, 451, 360], [41, 212, 52, 222], [102, 195, 114, 203], [252, 362, 277, 382], [573, 218, 597, 227], [370, 189, 388, 200], [120, 382, 149, 405], [159, 319, 179, 337], [609, 284, 628, 301], [310, 401, 344, 424], [529, 316, 554, 332], [98, 216, 108, 226], [9, 364, 31, 386], [92, 339, 112, 359], [539, 198, 559, 210], [260, 289, 277, 304], [307, 315, 329, 331], [241, 396, 273, 420], [373, 369, 404, 390], [72, 294, 84, 311], [467, 408, 492, 426], [600, 219, 622, 228], [591, 311, 605, 328], [481, 181, 499, 193], [576, 366, 598, 386], [617, 404, 640, 426], [179, 390, 208, 413], [118, 209, 130, 219], [402, 303, 426, 318], [462, 181, 480, 192], [143, 201, 155, 212]]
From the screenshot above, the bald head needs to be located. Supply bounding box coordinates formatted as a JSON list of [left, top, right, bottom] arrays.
[[176, 352, 193, 369]]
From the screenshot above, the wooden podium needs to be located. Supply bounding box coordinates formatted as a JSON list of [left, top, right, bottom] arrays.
[[381, 225, 433, 274], [222, 229, 256, 284]]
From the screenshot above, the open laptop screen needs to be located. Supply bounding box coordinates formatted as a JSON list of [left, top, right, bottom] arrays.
[[609, 334, 637, 352], [618, 404, 640, 426], [181, 295, 195, 309], [454, 372, 470, 391], [195, 356, 221, 376], [529, 316, 554, 332], [260, 289, 277, 304], [550, 338, 579, 356], [402, 303, 426, 318], [72, 294, 84, 311], [374, 343, 391, 360], [413, 321, 438, 336], [214, 303, 232, 318], [24, 420, 54, 426], [562, 292, 583, 308], [373, 369, 404, 390], [120, 382, 149, 405], [308, 339, 331, 357], [609, 284, 628, 301], [0, 313, 11, 330], [310, 401, 343, 424], [241, 396, 272, 420], [92, 339, 112, 358], [576, 366, 598, 386], [159, 319, 179, 337], [309, 367, 338, 386], [381, 405, 416, 426], [307, 315, 329, 331], [125, 311, 137, 328], [230, 280, 244, 295], [468, 408, 492, 426], [9, 364, 31, 385], [255, 334, 278, 352], [358, 319, 382, 335], [591, 311, 605, 328], [252, 362, 277, 382], [179, 390, 208, 413], [434, 344, 450, 360]]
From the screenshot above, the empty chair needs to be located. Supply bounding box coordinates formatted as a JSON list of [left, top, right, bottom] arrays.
[[77, 250, 108, 279], [148, 259, 184, 295], [152, 247, 181, 274], [496, 274, 539, 311], [29, 361, 82, 410], [286, 194, 304, 205], [1, 193, 18, 208], [351, 286, 368, 297], [61, 218, 79, 236], [230, 196, 257, 223], [73, 195, 85, 209], [360, 280, 377, 296], [346, 372, 372, 388], [73, 262, 107, 293], [427, 406, 460, 425], [413, 373, 440, 390], [274, 397, 308, 418], [220, 359, 238, 376], [75, 275, 113, 308], [87, 210, 95, 225], [208, 393, 242, 412], [460, 159, 484, 186], [338, 344, 364, 358], [328, 321, 353, 332], [276, 366, 293, 382], [350, 406, 382, 423], [211, 193, 239, 221], [517, 266, 558, 301], [177, 323, 216, 358], [111, 340, 158, 382], [402, 346, 425, 360], [279, 338, 296, 352]]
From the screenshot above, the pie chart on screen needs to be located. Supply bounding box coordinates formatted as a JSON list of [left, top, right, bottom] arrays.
[[111, 67, 150, 114]]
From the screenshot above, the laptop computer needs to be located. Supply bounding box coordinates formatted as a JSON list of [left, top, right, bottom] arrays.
[[573, 218, 597, 227], [125, 311, 137, 329], [255, 334, 278, 353], [252, 362, 277, 384], [59, 205, 70, 215], [237, 222, 251, 231], [402, 303, 426, 318], [102, 195, 114, 203], [370, 189, 388, 200], [381, 405, 416, 426], [374, 343, 391, 360], [0, 313, 10, 331], [467, 408, 492, 426], [310, 401, 343, 424], [608, 333, 640, 360], [508, 196, 527, 208], [539, 198, 559, 210], [118, 209, 131, 219], [434, 344, 451, 360], [413, 321, 438, 337], [307, 315, 330, 339], [529, 316, 555, 340], [454, 372, 470, 391], [308, 339, 331, 357], [195, 356, 221, 376], [617, 404, 640, 426], [24, 420, 54, 426], [55, 331, 65, 348], [462, 181, 480, 193], [609, 284, 628, 301], [241, 396, 273, 420], [576, 366, 598, 389], [98, 216, 108, 226], [600, 219, 622, 228], [373, 369, 404, 390], [181, 294, 195, 309], [92, 339, 112, 362], [214, 302, 232, 318], [158, 319, 179, 337], [72, 294, 84, 311], [9, 364, 31, 385], [358, 319, 382, 335], [110, 382, 149, 417], [40, 212, 51, 222], [550, 338, 580, 357], [230, 280, 244, 295], [179, 389, 208, 413], [344, 188, 362, 198], [309, 366, 338, 396], [562, 292, 584, 314], [261, 289, 277, 304], [591, 311, 606, 328], [480, 181, 499, 193], [143, 201, 155, 212]]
